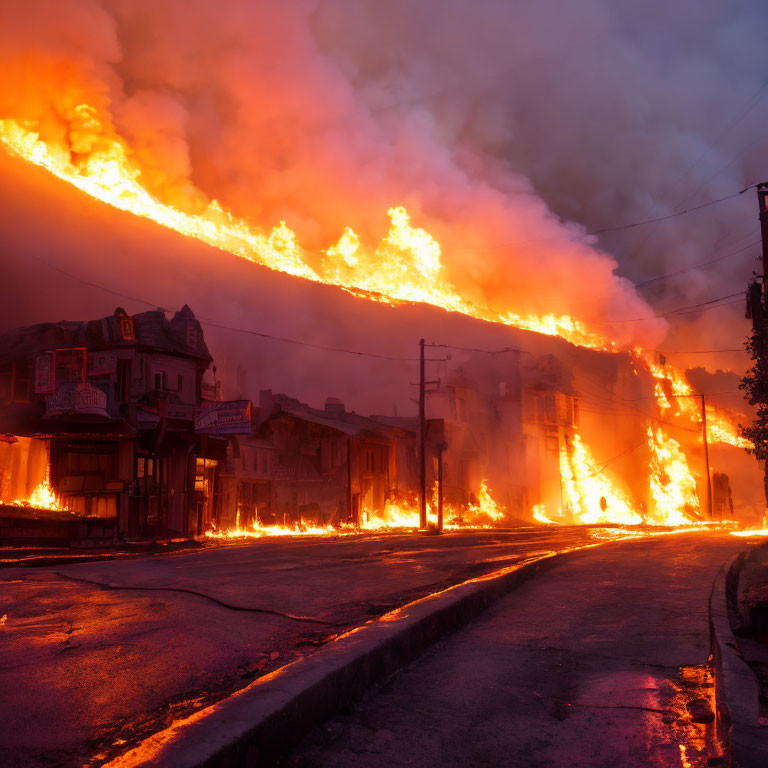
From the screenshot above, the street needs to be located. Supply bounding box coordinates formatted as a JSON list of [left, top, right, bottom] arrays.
[[2, 526, 624, 767], [279, 533, 742, 768]]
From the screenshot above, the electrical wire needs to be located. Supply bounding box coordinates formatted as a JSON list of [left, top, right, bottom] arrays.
[[583, 185, 753, 236], [20, 252, 429, 363], [604, 292, 744, 323], [570, 437, 650, 481], [635, 238, 760, 288]]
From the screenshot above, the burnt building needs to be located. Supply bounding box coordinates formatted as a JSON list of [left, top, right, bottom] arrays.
[[0, 305, 226, 542], [216, 391, 418, 530]]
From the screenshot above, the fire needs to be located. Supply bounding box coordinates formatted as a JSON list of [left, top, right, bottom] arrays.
[[0, 113, 617, 350], [646, 357, 753, 450], [532, 505, 559, 525], [206, 510, 338, 539], [647, 426, 700, 525], [359, 479, 506, 531], [560, 432, 641, 525], [209, 480, 507, 538], [10, 475, 69, 512], [0, 109, 755, 535]]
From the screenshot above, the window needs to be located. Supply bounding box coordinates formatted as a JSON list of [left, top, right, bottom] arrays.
[[54, 348, 86, 384], [119, 318, 135, 341], [116, 359, 131, 401], [12, 364, 31, 402], [0, 369, 11, 403], [177, 374, 183, 394], [154, 371, 168, 391]]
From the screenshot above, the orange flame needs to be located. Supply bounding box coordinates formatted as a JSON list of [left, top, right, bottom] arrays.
[[10, 474, 69, 512], [0, 112, 613, 350], [560, 432, 641, 525]]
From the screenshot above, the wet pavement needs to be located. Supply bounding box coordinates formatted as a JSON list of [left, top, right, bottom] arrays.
[[279, 534, 744, 768], [0, 526, 616, 767]]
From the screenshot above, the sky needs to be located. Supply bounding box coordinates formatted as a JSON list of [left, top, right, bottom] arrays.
[[0, 0, 767, 375]]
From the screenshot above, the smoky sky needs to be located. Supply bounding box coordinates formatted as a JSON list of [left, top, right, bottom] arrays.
[[1, 0, 767, 364]]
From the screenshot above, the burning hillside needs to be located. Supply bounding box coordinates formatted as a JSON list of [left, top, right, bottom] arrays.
[[0, 1, 763, 532]]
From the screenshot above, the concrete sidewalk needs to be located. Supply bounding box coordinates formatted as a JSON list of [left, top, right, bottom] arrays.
[[710, 539, 768, 767], [273, 534, 742, 768]]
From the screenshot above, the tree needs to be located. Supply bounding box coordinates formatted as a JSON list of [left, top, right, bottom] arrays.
[[740, 315, 768, 507]]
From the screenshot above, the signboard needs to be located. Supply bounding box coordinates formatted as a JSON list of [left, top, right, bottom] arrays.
[[45, 383, 109, 419], [34, 353, 55, 394], [166, 403, 195, 421], [195, 400, 252, 435], [89, 350, 117, 376]]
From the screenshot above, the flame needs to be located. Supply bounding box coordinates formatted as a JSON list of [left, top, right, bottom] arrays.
[[647, 425, 700, 525], [205, 512, 339, 539], [208, 480, 506, 538], [560, 432, 642, 525], [10, 473, 69, 512], [532, 505, 559, 525], [646, 357, 752, 450], [0, 113, 618, 350]]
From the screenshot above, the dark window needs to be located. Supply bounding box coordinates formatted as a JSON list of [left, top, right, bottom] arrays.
[[116, 359, 131, 401], [54, 348, 86, 384], [12, 364, 31, 402], [0, 370, 11, 403]]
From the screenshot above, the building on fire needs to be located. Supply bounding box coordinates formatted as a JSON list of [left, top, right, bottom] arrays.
[[0, 305, 233, 543], [216, 390, 430, 529]]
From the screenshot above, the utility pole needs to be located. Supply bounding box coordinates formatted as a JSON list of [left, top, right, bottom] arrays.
[[437, 443, 444, 532], [701, 395, 713, 519], [418, 338, 427, 530], [757, 182, 768, 289]]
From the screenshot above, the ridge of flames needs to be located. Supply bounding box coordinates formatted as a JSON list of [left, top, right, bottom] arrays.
[[0, 109, 754, 531], [0, 112, 609, 350], [207, 479, 506, 539]]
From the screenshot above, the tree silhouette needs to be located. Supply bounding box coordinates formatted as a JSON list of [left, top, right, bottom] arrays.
[[740, 320, 768, 506]]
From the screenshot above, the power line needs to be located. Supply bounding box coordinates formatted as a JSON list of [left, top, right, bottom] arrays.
[[661, 348, 745, 354], [604, 292, 744, 324], [635, 238, 760, 288], [584, 185, 753, 237], [21, 252, 430, 363], [571, 438, 649, 481]]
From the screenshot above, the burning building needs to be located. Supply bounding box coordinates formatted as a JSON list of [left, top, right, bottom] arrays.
[[216, 390, 425, 531], [0, 305, 228, 543]]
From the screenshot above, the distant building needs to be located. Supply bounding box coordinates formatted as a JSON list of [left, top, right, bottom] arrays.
[[0, 306, 228, 542], [216, 391, 419, 529]]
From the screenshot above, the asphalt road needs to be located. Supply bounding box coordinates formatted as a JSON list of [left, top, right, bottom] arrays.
[[279, 534, 743, 768], [0, 526, 621, 767]]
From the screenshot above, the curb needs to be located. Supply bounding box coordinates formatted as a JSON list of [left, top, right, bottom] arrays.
[[710, 550, 768, 768], [105, 544, 595, 768]]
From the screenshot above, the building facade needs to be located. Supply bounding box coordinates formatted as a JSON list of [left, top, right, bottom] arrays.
[[0, 306, 227, 542]]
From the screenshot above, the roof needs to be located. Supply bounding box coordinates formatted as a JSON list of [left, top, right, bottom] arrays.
[[267, 393, 409, 437], [0, 305, 212, 365]]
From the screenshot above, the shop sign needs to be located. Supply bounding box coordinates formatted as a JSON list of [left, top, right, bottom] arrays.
[[45, 383, 110, 418], [195, 400, 252, 435]]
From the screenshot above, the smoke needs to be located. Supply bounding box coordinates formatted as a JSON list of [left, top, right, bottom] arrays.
[[1, 0, 766, 363], [7, 0, 740, 350]]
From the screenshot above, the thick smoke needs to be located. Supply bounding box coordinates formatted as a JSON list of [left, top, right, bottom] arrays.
[[1, 0, 715, 351], [1, 1, 767, 361]]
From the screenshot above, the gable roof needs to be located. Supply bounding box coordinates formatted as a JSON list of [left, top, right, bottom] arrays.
[[0, 305, 211, 365]]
